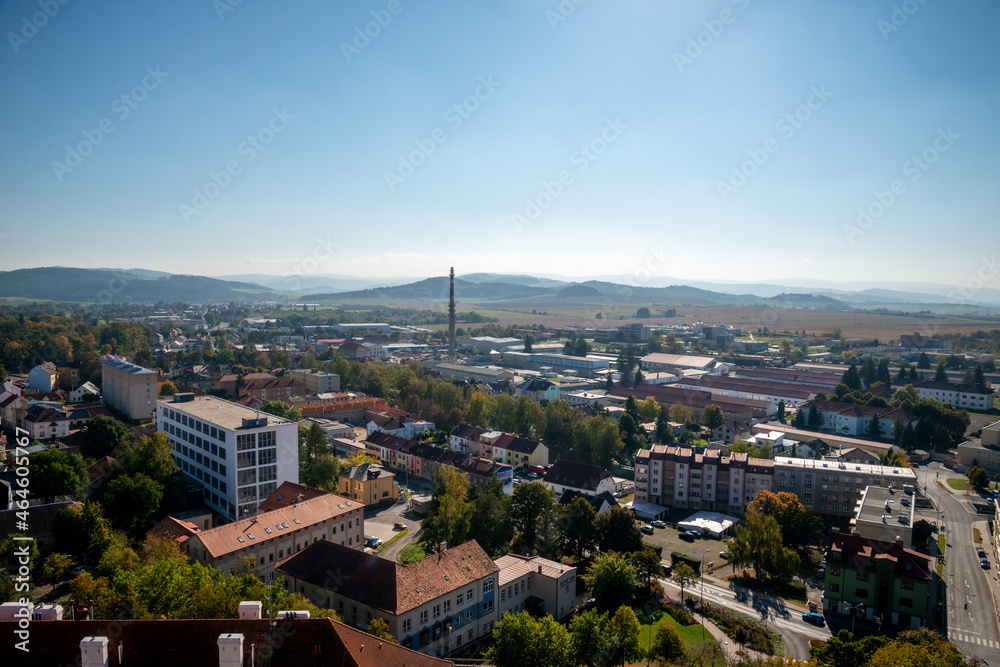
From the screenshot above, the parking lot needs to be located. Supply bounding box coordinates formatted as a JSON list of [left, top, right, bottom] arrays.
[[636, 513, 730, 570]]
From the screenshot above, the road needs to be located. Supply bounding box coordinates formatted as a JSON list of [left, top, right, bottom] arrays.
[[920, 461, 1000, 660], [658, 574, 832, 660]]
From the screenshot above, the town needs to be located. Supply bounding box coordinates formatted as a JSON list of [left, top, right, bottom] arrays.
[[0, 274, 998, 667]]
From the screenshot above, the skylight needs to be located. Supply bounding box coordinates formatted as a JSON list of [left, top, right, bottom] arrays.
[[237, 537, 244, 543]]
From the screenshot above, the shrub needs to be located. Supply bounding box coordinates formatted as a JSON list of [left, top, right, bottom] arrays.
[[644, 542, 663, 558], [670, 551, 701, 572], [663, 602, 696, 626]]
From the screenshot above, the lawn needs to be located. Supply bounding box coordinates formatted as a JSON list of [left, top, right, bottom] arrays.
[[935, 480, 954, 495], [973, 527, 982, 545], [376, 528, 408, 554], [947, 478, 970, 491], [937, 534, 946, 558], [635, 609, 724, 667], [398, 542, 428, 564]]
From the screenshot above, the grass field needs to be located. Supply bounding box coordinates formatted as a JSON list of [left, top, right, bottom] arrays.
[[635, 609, 724, 667], [400, 301, 999, 340], [947, 478, 970, 491], [974, 527, 982, 544]]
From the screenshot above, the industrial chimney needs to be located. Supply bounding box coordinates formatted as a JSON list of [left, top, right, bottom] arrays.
[[448, 267, 456, 359]]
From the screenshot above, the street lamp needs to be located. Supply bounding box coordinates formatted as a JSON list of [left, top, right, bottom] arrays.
[[849, 602, 865, 635]]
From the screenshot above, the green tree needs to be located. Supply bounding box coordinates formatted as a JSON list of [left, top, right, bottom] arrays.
[[422, 467, 472, 551], [29, 448, 88, 502], [842, 364, 862, 391], [0, 533, 40, 572], [966, 465, 989, 490], [466, 390, 488, 427], [367, 617, 398, 643], [728, 508, 800, 583], [486, 612, 575, 667], [807, 403, 823, 430], [866, 414, 883, 441], [701, 404, 725, 432], [102, 473, 164, 537], [118, 432, 177, 484], [630, 548, 662, 590], [917, 353, 931, 369], [638, 396, 661, 422], [562, 495, 598, 560], [158, 381, 177, 396], [793, 409, 806, 429], [523, 334, 534, 353], [40, 552, 74, 583], [934, 363, 948, 382], [973, 365, 987, 391], [901, 422, 917, 452], [877, 358, 892, 386], [258, 400, 301, 421], [596, 506, 644, 554], [746, 490, 824, 550], [82, 415, 129, 459], [672, 562, 696, 602], [650, 619, 685, 661], [610, 605, 645, 667], [583, 551, 637, 612], [52, 501, 115, 570], [571, 608, 615, 667], [655, 410, 674, 444], [668, 402, 691, 424], [468, 479, 514, 558], [777, 400, 786, 423], [309, 453, 341, 491]]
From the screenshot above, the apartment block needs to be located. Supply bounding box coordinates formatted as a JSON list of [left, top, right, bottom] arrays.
[[156, 394, 299, 521], [101, 356, 158, 420], [289, 368, 341, 393], [773, 456, 917, 519]]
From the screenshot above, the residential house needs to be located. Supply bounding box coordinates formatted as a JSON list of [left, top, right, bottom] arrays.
[[68, 381, 100, 403], [516, 378, 560, 402], [558, 488, 619, 514], [712, 418, 752, 445], [182, 488, 364, 578], [542, 460, 615, 498], [213, 372, 275, 397], [238, 377, 307, 403], [449, 423, 486, 455], [893, 380, 994, 412], [27, 363, 58, 392], [338, 463, 400, 506], [0, 616, 451, 667], [288, 368, 341, 393], [823, 528, 934, 629], [338, 341, 372, 360], [480, 432, 549, 468], [494, 554, 578, 622], [808, 400, 918, 439], [277, 539, 499, 658], [367, 413, 434, 440], [24, 404, 70, 441]]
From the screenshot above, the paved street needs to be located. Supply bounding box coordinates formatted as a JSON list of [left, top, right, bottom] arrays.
[[919, 461, 1000, 661], [658, 574, 832, 660]]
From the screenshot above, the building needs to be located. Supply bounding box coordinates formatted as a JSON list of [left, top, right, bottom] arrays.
[[898, 332, 952, 351], [457, 336, 523, 354], [516, 378, 560, 402], [288, 368, 341, 393], [101, 356, 158, 420], [213, 372, 275, 397], [449, 423, 487, 455], [27, 363, 58, 392], [0, 616, 451, 667], [956, 439, 1000, 475], [676, 375, 817, 409], [635, 447, 773, 515], [640, 353, 718, 373], [542, 460, 615, 498], [304, 417, 354, 440], [432, 363, 515, 383], [850, 486, 915, 545], [56, 361, 81, 390], [805, 400, 919, 439], [501, 351, 610, 375], [277, 539, 499, 657], [823, 528, 935, 629], [773, 457, 917, 519], [731, 366, 843, 390], [182, 487, 364, 577], [479, 432, 549, 468], [68, 381, 101, 403], [750, 422, 897, 458], [156, 394, 299, 521], [338, 340, 373, 360], [238, 377, 307, 403], [712, 419, 752, 445], [367, 413, 434, 440], [24, 404, 70, 440], [608, 384, 774, 420], [338, 463, 400, 505], [494, 554, 578, 621], [893, 380, 994, 411]]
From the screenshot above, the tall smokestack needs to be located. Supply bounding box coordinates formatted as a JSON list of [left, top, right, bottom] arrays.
[[448, 267, 456, 359]]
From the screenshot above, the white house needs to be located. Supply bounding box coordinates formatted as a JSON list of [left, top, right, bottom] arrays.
[[68, 381, 101, 403]]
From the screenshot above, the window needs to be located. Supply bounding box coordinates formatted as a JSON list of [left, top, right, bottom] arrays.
[[830, 584, 839, 592], [466, 590, 473, 602], [444, 600, 451, 613], [483, 577, 494, 593], [237, 434, 255, 451], [237, 451, 256, 468], [403, 618, 411, 633], [483, 600, 493, 613], [259, 448, 277, 465], [238, 469, 257, 486], [457, 595, 463, 607], [433, 604, 441, 618], [856, 571, 869, 582], [900, 579, 914, 590], [420, 611, 428, 624]]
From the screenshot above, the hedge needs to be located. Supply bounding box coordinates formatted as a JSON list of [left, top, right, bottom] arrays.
[[670, 552, 701, 571]]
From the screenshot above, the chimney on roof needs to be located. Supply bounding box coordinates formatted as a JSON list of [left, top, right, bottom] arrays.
[[68, 599, 75, 620], [440, 541, 447, 553], [538, 565, 543, 573], [238, 601, 262, 620], [86, 599, 94, 621], [80, 636, 109, 667], [831, 527, 839, 534], [218, 633, 244, 667]]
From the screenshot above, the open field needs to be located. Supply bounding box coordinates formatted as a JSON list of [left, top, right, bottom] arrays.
[[404, 302, 999, 340]]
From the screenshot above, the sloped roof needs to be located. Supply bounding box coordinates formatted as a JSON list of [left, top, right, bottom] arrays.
[[0, 617, 451, 667], [145, 516, 201, 545], [495, 553, 573, 587], [829, 531, 932, 581], [277, 539, 498, 615], [256, 481, 332, 512], [542, 459, 610, 491]]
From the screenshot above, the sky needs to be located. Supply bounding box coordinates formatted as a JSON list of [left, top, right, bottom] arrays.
[[1, 0, 998, 288]]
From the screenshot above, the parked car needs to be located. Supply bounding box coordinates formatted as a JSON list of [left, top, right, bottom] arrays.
[[640, 525, 655, 535], [719, 551, 728, 559], [662, 564, 672, 576], [393, 522, 406, 530], [981, 558, 991, 570], [651, 520, 666, 529], [802, 612, 825, 625], [365, 535, 383, 548], [816, 568, 825, 579], [680, 532, 695, 541], [978, 548, 987, 559]]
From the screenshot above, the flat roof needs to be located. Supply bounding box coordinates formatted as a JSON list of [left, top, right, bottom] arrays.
[[856, 486, 913, 527], [775, 456, 917, 479], [157, 395, 295, 431], [102, 357, 156, 375]]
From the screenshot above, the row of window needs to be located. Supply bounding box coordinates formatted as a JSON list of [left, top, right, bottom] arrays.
[[166, 423, 228, 460], [163, 409, 227, 442]]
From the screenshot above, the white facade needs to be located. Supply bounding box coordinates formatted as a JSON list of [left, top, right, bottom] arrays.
[[157, 395, 299, 521], [102, 357, 158, 420], [69, 382, 101, 402], [289, 369, 341, 393]]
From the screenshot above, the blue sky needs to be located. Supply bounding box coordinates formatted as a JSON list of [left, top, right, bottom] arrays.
[[1, 0, 997, 286]]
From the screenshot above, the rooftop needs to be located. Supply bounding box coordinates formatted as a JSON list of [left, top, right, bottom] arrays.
[[157, 395, 296, 431], [856, 485, 913, 528], [102, 357, 157, 375], [495, 553, 573, 587], [775, 456, 917, 479]]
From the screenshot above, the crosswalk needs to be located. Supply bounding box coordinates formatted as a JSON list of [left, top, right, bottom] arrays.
[[949, 631, 1000, 648]]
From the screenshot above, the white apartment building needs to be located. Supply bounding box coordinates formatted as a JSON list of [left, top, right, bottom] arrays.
[[102, 356, 158, 420], [894, 380, 995, 412], [157, 394, 299, 521], [289, 369, 341, 393]]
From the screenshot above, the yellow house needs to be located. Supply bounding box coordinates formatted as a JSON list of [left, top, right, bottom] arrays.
[[338, 462, 400, 506]]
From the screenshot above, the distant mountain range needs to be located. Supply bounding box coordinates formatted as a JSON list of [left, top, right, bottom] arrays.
[[0, 267, 997, 311]]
